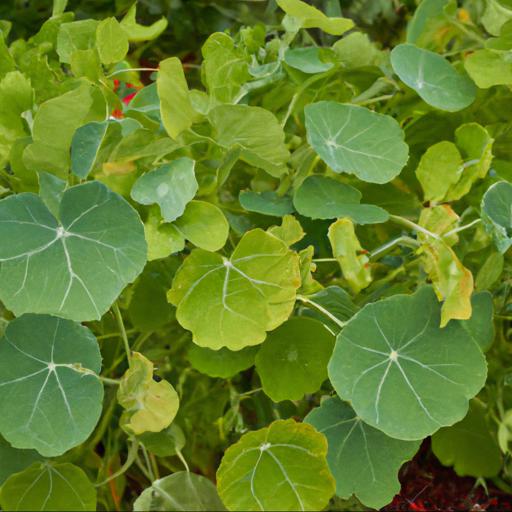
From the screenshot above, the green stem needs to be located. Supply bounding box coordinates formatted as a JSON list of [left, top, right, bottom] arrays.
[[107, 67, 158, 78], [113, 303, 131, 365], [297, 295, 346, 328], [95, 440, 139, 487], [355, 94, 395, 106], [389, 214, 441, 241], [97, 329, 136, 341], [443, 218, 481, 238], [99, 376, 120, 386], [370, 236, 420, 259], [176, 449, 190, 472], [140, 444, 155, 481]]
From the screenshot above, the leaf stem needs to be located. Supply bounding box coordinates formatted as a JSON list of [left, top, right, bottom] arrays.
[[442, 218, 481, 238], [297, 295, 346, 328], [113, 303, 131, 365], [355, 94, 395, 106], [95, 440, 139, 487], [107, 67, 158, 78], [99, 376, 120, 386], [176, 449, 190, 472], [312, 258, 338, 263], [389, 214, 441, 241], [370, 236, 420, 259]]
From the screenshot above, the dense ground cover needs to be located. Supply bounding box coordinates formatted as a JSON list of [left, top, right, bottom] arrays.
[[1, 0, 512, 510]]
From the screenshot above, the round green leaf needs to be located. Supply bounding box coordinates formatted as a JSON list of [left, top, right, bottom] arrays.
[[131, 158, 198, 222], [0, 436, 43, 486], [255, 317, 335, 402], [481, 181, 512, 253], [134, 471, 225, 512], [217, 419, 335, 511], [168, 229, 301, 350], [189, 344, 258, 378], [239, 190, 294, 217], [71, 121, 108, 179], [305, 397, 420, 509], [305, 102, 409, 184], [284, 47, 333, 74], [0, 462, 96, 511], [293, 176, 389, 223], [432, 400, 502, 478], [328, 286, 487, 440], [390, 43, 477, 112], [0, 314, 103, 456], [0, 180, 147, 321]]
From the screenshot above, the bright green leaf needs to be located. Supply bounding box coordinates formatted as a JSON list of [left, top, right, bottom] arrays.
[[57, 19, 98, 64], [96, 17, 128, 65], [0, 462, 96, 511], [189, 345, 258, 379], [217, 419, 335, 511], [120, 3, 168, 42], [168, 229, 301, 350], [118, 352, 179, 435], [284, 47, 333, 74]]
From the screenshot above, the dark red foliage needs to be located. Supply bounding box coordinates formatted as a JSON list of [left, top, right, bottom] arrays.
[[383, 440, 512, 512]]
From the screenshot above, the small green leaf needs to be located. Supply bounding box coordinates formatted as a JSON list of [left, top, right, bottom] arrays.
[[488, 57, 512, 89], [328, 218, 372, 294], [174, 200, 229, 252], [239, 191, 294, 217], [284, 47, 333, 74], [481, 181, 512, 253], [293, 176, 389, 224], [120, 3, 168, 42], [277, 0, 354, 35], [0, 462, 96, 511], [0, 181, 147, 321], [0, 314, 103, 456], [456, 292, 495, 352], [168, 229, 301, 350], [96, 17, 128, 65], [415, 141, 462, 202], [391, 43, 476, 112], [432, 400, 502, 477], [255, 317, 334, 402], [476, 252, 504, 291], [144, 208, 184, 261], [217, 419, 335, 511], [0, 437, 43, 486], [267, 214, 305, 246], [134, 472, 225, 512], [57, 20, 98, 64], [210, 105, 290, 177], [305, 397, 420, 509], [131, 158, 198, 223], [305, 102, 409, 184], [118, 352, 179, 435], [139, 423, 185, 458], [328, 286, 488, 440], [189, 345, 258, 378], [157, 57, 196, 139], [71, 121, 108, 178], [38, 171, 66, 219]]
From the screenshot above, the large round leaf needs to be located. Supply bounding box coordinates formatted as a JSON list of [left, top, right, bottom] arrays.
[[134, 472, 225, 511], [390, 44, 476, 112], [481, 181, 512, 253], [0, 180, 147, 321], [304, 102, 409, 184], [130, 158, 198, 223], [0, 314, 103, 456], [0, 462, 96, 511], [168, 229, 301, 350], [328, 286, 487, 440], [217, 419, 335, 511], [305, 397, 420, 509], [255, 317, 335, 402], [293, 176, 389, 223]]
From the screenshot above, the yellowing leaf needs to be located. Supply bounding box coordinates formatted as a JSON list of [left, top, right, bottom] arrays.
[[118, 352, 179, 435], [328, 218, 371, 294], [268, 214, 305, 246], [418, 206, 473, 326]]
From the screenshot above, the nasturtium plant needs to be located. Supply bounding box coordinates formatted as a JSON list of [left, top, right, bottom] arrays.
[[1, 0, 512, 509]]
